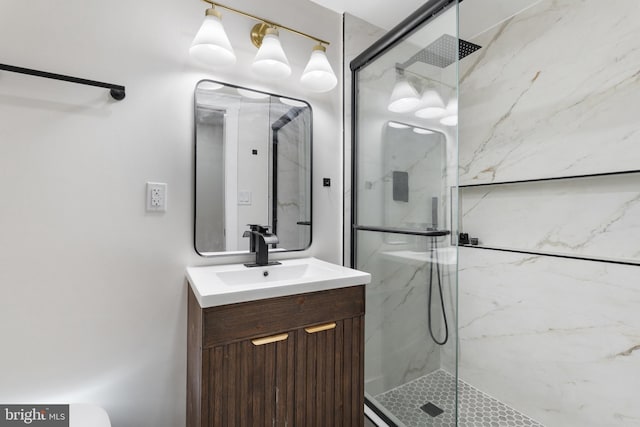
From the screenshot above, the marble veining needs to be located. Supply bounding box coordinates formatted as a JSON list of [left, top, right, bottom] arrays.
[[461, 173, 640, 262], [459, 0, 640, 185], [359, 233, 455, 396], [273, 115, 309, 250], [457, 3, 640, 419], [458, 247, 640, 427]]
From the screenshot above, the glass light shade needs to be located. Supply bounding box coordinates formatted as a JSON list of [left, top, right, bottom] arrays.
[[439, 97, 458, 126], [440, 115, 458, 126], [446, 97, 458, 113], [387, 76, 421, 113], [190, 10, 236, 67], [415, 89, 446, 118], [251, 28, 291, 80], [300, 46, 338, 92]]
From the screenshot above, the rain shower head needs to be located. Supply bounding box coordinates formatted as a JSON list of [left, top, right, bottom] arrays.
[[400, 34, 481, 69]]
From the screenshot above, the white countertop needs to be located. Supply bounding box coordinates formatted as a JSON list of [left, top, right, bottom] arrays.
[[186, 257, 371, 308]]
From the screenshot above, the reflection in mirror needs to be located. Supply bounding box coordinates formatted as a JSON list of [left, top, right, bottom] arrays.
[[194, 80, 312, 256], [382, 121, 446, 245]]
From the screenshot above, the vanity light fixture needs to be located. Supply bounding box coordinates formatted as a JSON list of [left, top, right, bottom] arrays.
[[446, 97, 458, 113], [300, 44, 338, 92], [190, 6, 236, 67], [440, 97, 458, 126], [440, 115, 458, 126], [415, 89, 446, 119], [191, 0, 338, 92], [251, 26, 291, 80], [387, 68, 421, 113]]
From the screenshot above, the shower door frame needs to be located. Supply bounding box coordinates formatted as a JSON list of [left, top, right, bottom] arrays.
[[349, 1, 459, 425], [349, 0, 459, 267]]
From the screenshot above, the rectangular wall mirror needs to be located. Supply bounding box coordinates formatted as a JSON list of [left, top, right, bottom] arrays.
[[194, 80, 312, 256]]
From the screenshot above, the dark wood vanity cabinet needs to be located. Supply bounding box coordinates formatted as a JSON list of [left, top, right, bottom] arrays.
[[187, 285, 365, 427]]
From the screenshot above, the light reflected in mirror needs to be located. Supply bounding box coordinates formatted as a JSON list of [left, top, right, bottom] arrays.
[[194, 80, 312, 256], [380, 121, 446, 244]]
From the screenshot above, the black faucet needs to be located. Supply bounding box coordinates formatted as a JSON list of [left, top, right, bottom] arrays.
[[242, 225, 281, 267]]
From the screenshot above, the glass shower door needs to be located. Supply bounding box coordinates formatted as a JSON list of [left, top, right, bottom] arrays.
[[350, 1, 460, 425]]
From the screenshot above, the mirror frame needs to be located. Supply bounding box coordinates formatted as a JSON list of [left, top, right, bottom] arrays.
[[193, 79, 313, 257]]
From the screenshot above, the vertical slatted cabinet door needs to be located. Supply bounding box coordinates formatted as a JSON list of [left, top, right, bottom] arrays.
[[208, 334, 295, 427], [296, 317, 365, 427]]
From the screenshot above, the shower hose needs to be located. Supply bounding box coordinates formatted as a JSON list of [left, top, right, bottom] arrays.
[[428, 236, 449, 346]]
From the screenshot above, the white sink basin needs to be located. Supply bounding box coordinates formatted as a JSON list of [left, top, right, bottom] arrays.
[[187, 257, 371, 308]]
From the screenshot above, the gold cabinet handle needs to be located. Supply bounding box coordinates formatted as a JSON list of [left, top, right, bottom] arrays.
[[305, 322, 336, 334], [251, 333, 289, 346]]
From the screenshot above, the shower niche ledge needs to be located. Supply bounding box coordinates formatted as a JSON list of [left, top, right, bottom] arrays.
[[459, 170, 640, 266]]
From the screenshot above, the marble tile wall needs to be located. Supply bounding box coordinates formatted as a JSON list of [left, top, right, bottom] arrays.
[[459, 0, 640, 185], [358, 230, 453, 396], [458, 0, 640, 425], [461, 173, 640, 262], [273, 111, 311, 250], [458, 247, 640, 427], [358, 126, 446, 232]]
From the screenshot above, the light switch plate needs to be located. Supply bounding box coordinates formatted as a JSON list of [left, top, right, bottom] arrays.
[[238, 191, 252, 206]]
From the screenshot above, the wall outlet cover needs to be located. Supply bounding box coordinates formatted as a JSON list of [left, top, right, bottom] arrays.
[[146, 182, 167, 212]]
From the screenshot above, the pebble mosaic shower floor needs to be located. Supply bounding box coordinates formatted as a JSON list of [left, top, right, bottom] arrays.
[[375, 370, 544, 427]]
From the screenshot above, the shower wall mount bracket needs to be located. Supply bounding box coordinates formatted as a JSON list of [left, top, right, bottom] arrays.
[[0, 63, 126, 101]]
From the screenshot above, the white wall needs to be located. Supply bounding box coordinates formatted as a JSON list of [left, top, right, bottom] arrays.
[[458, 0, 640, 425], [0, 0, 342, 426]]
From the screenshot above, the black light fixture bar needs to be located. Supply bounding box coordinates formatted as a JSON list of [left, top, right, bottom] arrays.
[[0, 63, 126, 100], [202, 0, 330, 46]]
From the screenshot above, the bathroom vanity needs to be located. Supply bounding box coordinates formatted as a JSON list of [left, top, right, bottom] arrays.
[[189, 81, 369, 425], [186, 258, 370, 427]]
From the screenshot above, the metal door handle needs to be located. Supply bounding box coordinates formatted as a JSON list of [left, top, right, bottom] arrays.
[[305, 322, 337, 334], [251, 333, 289, 346]]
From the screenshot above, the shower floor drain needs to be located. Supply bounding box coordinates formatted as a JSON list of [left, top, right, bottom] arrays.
[[420, 402, 444, 417]]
